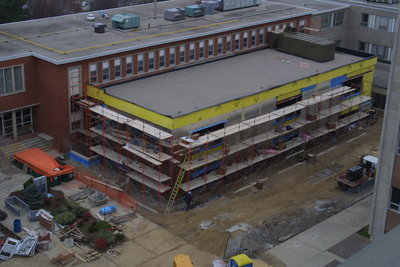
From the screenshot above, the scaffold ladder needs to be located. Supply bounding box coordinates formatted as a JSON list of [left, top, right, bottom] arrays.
[[164, 154, 190, 214]]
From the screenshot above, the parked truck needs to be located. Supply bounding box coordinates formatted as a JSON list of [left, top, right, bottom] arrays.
[[335, 155, 378, 191]]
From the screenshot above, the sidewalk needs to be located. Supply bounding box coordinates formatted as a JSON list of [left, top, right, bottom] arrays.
[[265, 195, 372, 267]]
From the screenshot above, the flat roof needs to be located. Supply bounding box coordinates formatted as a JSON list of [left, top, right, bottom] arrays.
[[0, 0, 345, 64], [104, 49, 365, 118]]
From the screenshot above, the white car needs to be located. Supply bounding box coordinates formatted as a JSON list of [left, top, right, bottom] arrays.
[[86, 13, 95, 21]]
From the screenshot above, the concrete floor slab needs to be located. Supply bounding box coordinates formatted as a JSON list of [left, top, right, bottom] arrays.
[[295, 232, 336, 251], [134, 227, 186, 255], [269, 244, 309, 267], [281, 237, 323, 259], [107, 240, 157, 266], [123, 215, 159, 239], [311, 251, 344, 266], [141, 243, 218, 267]]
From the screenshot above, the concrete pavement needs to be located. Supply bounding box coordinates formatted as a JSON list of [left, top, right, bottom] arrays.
[[266, 195, 372, 267]]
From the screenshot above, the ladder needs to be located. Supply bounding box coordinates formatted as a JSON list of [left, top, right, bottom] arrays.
[[164, 154, 190, 214]]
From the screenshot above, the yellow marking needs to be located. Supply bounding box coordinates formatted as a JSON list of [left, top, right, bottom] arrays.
[[0, 30, 64, 53], [0, 20, 238, 54], [63, 19, 238, 54]]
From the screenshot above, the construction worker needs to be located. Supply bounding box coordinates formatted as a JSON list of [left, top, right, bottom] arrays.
[[184, 191, 193, 211]]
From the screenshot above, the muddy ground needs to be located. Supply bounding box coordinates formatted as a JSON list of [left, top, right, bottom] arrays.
[[141, 120, 381, 259]]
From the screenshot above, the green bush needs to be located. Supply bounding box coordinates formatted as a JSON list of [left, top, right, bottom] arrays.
[[96, 229, 115, 245], [23, 178, 34, 189], [88, 220, 111, 233], [114, 233, 126, 242], [55, 211, 76, 225], [67, 201, 89, 217]]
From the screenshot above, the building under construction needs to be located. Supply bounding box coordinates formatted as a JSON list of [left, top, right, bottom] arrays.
[[0, 0, 377, 212], [73, 44, 376, 212]]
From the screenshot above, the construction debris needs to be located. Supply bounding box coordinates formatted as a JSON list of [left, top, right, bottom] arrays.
[[0, 238, 19, 260], [68, 188, 95, 201], [109, 212, 136, 224], [80, 249, 101, 262], [51, 252, 75, 266], [88, 191, 108, 207]]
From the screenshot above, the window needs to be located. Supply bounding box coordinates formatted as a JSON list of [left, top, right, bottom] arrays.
[[359, 41, 392, 61], [169, 47, 175, 65], [217, 38, 223, 54], [333, 12, 343, 26], [300, 20, 305, 26], [0, 65, 24, 96], [322, 14, 331, 28], [102, 62, 109, 80], [259, 29, 265, 44], [208, 39, 214, 56], [372, 92, 386, 110], [267, 26, 272, 32], [126, 56, 133, 75], [243, 32, 248, 48], [89, 64, 97, 83], [199, 41, 205, 58], [179, 45, 185, 63], [235, 34, 240, 49], [189, 44, 195, 61], [114, 59, 121, 78], [137, 55, 144, 72], [159, 50, 165, 68], [251, 31, 256, 46], [335, 40, 342, 46], [361, 13, 369, 27], [148, 52, 154, 70], [16, 107, 32, 134], [68, 67, 80, 96], [390, 187, 400, 213], [226, 36, 232, 52]]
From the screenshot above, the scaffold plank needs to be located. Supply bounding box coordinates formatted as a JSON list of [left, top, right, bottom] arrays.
[[126, 172, 170, 193], [89, 105, 172, 140], [90, 145, 127, 164], [125, 143, 172, 162], [124, 160, 171, 182], [123, 145, 162, 166], [180, 174, 221, 191], [90, 127, 126, 145]]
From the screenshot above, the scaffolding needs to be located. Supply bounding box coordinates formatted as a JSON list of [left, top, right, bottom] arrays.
[[71, 84, 372, 213]]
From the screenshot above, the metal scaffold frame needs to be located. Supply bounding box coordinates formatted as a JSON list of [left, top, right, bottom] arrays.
[[71, 84, 373, 214]]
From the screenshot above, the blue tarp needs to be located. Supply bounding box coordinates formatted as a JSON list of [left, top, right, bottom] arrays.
[[190, 161, 222, 179], [330, 75, 347, 88], [301, 84, 316, 93]]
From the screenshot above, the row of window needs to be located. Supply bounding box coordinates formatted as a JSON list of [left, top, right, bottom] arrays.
[[322, 12, 344, 28], [0, 65, 24, 96], [366, 0, 399, 3], [0, 107, 32, 137], [88, 21, 305, 84], [359, 41, 392, 61], [361, 13, 396, 32]]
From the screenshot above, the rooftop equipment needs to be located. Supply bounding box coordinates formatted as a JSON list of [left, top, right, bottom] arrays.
[[93, 23, 106, 33], [111, 14, 140, 29], [202, 1, 220, 15], [164, 8, 186, 21], [276, 32, 336, 62], [185, 5, 205, 17], [220, 0, 260, 11]]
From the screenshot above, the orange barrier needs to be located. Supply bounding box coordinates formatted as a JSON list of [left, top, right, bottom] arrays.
[[75, 170, 138, 211]]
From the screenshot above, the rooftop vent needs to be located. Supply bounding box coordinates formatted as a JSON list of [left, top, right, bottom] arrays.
[[111, 14, 140, 29], [269, 32, 336, 63], [220, 0, 260, 11], [93, 23, 106, 33], [164, 8, 185, 21], [185, 5, 205, 17], [201, 1, 220, 15]]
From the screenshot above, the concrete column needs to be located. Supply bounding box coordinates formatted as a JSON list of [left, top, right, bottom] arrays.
[[12, 111, 17, 140], [370, 8, 400, 241]]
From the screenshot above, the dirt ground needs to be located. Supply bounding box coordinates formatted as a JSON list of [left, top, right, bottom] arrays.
[[142, 119, 382, 260]]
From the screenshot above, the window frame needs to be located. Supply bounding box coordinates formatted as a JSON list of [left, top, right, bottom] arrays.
[[0, 65, 25, 97], [89, 64, 97, 83], [179, 45, 186, 63], [137, 54, 144, 72], [102, 61, 110, 81], [114, 58, 121, 78], [159, 50, 165, 68], [148, 52, 155, 70], [126, 56, 133, 75], [169, 47, 176, 65]]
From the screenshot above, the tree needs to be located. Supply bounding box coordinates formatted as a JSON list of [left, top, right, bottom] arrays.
[[0, 0, 27, 24], [26, 0, 81, 19], [24, 183, 44, 210]]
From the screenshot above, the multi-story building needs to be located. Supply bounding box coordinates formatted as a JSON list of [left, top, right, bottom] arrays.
[[0, 0, 378, 210]]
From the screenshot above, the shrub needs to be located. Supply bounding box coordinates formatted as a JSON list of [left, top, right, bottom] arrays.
[[96, 229, 116, 245], [23, 178, 34, 189], [114, 233, 126, 243], [24, 183, 44, 210], [88, 220, 111, 233], [95, 238, 107, 250], [72, 206, 89, 218], [55, 211, 76, 225]]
